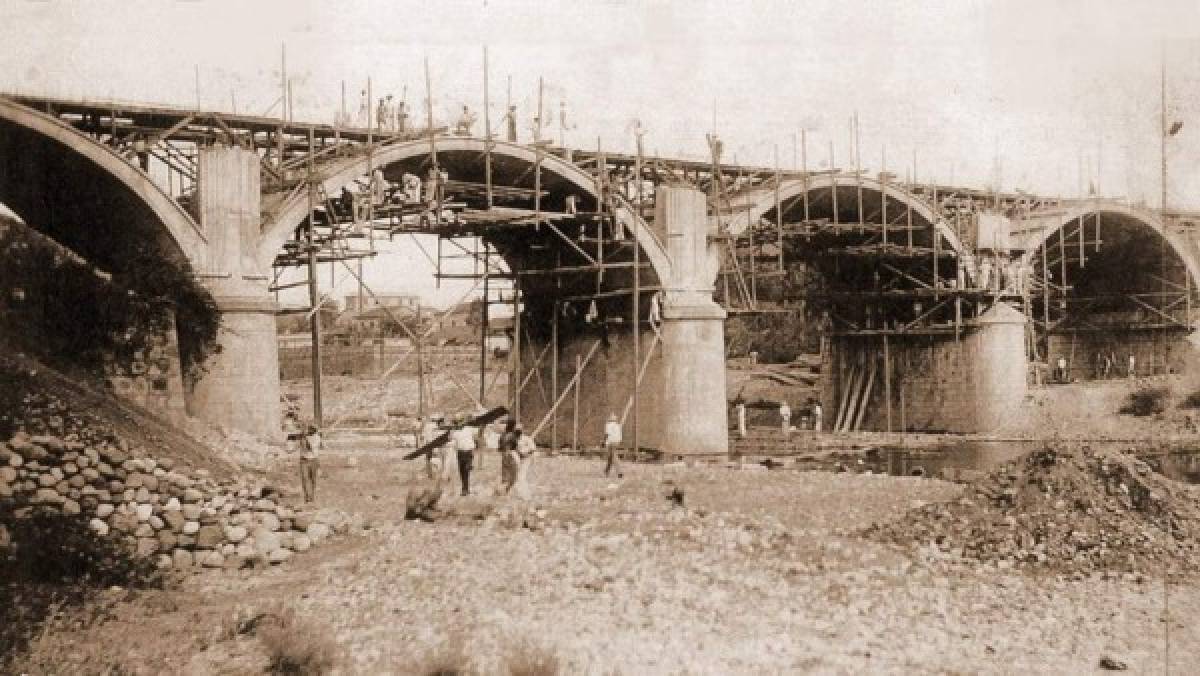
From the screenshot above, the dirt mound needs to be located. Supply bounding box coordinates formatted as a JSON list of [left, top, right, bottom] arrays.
[[0, 346, 237, 479], [867, 443, 1200, 573]]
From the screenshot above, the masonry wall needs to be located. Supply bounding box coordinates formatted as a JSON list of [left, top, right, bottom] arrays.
[[824, 316, 1028, 434], [1046, 330, 1192, 381], [106, 315, 188, 422]]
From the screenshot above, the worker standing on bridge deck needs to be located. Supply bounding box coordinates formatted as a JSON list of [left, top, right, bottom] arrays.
[[454, 105, 477, 136], [503, 105, 518, 142], [779, 401, 792, 439], [396, 101, 408, 133], [357, 90, 369, 127], [604, 413, 623, 478]]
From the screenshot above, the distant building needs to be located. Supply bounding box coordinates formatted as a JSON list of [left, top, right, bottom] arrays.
[[344, 292, 419, 314]]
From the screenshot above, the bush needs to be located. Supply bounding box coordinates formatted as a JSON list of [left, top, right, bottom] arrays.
[[503, 638, 562, 676], [257, 607, 339, 675], [0, 505, 162, 669], [0, 217, 219, 384], [1119, 386, 1170, 417], [410, 634, 472, 675], [1179, 390, 1200, 409]]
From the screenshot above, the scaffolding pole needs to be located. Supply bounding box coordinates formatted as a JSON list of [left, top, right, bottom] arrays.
[[306, 125, 324, 425]]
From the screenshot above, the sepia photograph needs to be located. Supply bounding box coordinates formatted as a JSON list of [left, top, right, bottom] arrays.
[[2, 0, 1200, 673]]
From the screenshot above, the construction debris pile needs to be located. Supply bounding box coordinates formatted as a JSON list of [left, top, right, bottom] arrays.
[[868, 444, 1200, 573]]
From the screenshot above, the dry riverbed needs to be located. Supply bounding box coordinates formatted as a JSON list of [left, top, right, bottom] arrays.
[[19, 450, 1200, 675]]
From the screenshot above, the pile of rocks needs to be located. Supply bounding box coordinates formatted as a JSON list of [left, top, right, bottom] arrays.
[[0, 431, 350, 570], [868, 444, 1200, 573]]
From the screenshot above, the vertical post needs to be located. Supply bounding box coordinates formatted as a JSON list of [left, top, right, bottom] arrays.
[[479, 245, 489, 404], [366, 77, 374, 239], [801, 129, 810, 223], [633, 120, 644, 459], [535, 77, 544, 230], [306, 126, 324, 426], [829, 140, 838, 225], [425, 57, 440, 226], [416, 305, 425, 419], [855, 113, 863, 229], [774, 145, 783, 273], [551, 297, 559, 449], [483, 46, 494, 209], [280, 45, 287, 120], [573, 353, 581, 451], [883, 334, 892, 434], [881, 145, 888, 246], [513, 280, 522, 421], [194, 65, 202, 110]]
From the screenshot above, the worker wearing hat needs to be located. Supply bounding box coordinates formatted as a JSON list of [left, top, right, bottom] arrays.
[[603, 413, 623, 478], [299, 423, 321, 502]]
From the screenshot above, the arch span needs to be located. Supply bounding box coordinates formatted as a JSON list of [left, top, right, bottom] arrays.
[[0, 97, 206, 264], [1014, 200, 1200, 289], [727, 173, 969, 257], [256, 137, 671, 282]]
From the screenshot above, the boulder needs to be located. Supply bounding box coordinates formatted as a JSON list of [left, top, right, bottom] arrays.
[[0, 466, 16, 483], [253, 528, 282, 557], [134, 523, 155, 538], [182, 488, 204, 503], [223, 525, 249, 544], [135, 503, 154, 521], [195, 525, 223, 549], [291, 534, 312, 552], [199, 551, 224, 568], [110, 512, 138, 533], [258, 513, 281, 532], [157, 530, 178, 551], [62, 499, 81, 515], [162, 510, 185, 531], [306, 523, 333, 542], [181, 504, 202, 520], [266, 549, 292, 565], [34, 488, 61, 505], [155, 554, 173, 570], [136, 537, 159, 557], [163, 497, 182, 511], [95, 503, 116, 519], [172, 548, 194, 568], [148, 515, 165, 530], [88, 518, 110, 536], [182, 520, 201, 535]]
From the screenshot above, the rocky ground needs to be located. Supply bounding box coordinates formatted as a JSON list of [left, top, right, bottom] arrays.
[[13, 447, 1200, 675]]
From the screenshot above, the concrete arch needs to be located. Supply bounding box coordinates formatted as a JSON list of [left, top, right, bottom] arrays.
[[1014, 199, 1200, 288], [0, 97, 206, 262], [727, 173, 969, 257], [256, 137, 671, 280]]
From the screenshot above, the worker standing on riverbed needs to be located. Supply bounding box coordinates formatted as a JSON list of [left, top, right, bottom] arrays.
[[450, 415, 477, 496], [604, 413, 623, 478], [300, 424, 321, 503]]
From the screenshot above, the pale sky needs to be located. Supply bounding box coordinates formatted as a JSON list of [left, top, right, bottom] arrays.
[[3, 0, 1200, 306]]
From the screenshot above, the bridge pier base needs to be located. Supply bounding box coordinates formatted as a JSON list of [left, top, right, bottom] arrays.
[[185, 145, 282, 441], [654, 185, 728, 456]]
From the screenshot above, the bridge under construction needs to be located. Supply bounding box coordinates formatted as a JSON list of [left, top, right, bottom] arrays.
[[3, 90, 1200, 455]]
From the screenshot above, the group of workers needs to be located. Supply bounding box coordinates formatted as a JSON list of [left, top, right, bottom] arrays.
[[418, 412, 537, 498], [732, 398, 823, 439], [335, 165, 454, 232], [1051, 350, 1139, 384]]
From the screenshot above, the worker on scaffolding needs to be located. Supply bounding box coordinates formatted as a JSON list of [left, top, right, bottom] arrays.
[[370, 168, 388, 206], [396, 100, 409, 133], [401, 172, 422, 206], [376, 97, 390, 134], [357, 89, 369, 128], [648, 291, 663, 331], [454, 105, 477, 136]]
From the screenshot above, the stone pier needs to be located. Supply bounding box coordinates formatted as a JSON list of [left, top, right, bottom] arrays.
[[185, 145, 282, 440]]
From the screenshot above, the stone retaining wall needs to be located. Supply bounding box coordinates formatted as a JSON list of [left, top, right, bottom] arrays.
[[0, 432, 349, 570]]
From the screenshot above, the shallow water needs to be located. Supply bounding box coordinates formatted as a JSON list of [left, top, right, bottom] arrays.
[[872, 440, 1200, 484]]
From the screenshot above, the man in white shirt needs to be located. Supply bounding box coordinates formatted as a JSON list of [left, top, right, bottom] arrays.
[[450, 417, 478, 496], [603, 413, 623, 478], [779, 401, 792, 439]]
